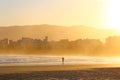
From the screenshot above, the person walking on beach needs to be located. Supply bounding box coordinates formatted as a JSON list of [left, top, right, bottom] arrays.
[[62, 57, 64, 65]]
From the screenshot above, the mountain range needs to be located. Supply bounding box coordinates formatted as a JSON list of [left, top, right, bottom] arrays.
[[0, 24, 117, 41]]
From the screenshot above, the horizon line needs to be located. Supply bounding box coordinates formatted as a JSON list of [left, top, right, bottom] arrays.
[[0, 24, 113, 30]]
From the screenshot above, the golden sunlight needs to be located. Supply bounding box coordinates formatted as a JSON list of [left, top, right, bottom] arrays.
[[104, 0, 120, 31]]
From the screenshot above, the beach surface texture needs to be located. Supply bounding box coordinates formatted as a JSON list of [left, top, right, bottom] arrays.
[[0, 64, 120, 80]]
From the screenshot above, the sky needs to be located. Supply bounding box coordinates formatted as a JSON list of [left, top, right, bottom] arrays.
[[0, 0, 120, 30]]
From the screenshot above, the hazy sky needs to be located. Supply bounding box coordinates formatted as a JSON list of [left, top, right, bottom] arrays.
[[0, 0, 119, 29]]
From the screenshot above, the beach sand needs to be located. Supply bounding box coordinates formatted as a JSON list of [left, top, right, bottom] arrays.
[[0, 64, 120, 80]]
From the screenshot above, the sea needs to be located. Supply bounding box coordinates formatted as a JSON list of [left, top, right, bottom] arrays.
[[0, 55, 119, 66]]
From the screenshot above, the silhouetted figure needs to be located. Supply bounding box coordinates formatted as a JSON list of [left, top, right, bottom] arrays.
[[62, 57, 64, 65], [43, 36, 48, 43]]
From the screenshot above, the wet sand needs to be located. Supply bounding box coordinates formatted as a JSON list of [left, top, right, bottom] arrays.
[[0, 64, 119, 73], [0, 64, 120, 80]]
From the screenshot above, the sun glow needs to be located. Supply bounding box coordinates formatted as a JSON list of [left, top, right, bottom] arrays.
[[104, 0, 120, 31]]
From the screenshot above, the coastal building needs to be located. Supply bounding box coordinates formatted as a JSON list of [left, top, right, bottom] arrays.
[[0, 39, 9, 48]]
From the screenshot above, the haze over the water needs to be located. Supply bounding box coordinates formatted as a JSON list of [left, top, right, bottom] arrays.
[[0, 0, 120, 31]]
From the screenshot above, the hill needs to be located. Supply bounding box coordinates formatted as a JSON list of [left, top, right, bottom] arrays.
[[0, 24, 117, 41]]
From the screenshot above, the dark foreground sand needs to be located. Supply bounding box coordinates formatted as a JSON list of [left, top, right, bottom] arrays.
[[0, 64, 120, 80]]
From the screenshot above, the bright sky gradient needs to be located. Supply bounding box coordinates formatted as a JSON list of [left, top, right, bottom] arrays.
[[0, 0, 120, 30]]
